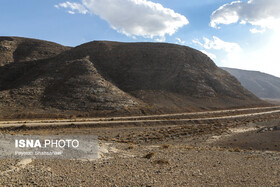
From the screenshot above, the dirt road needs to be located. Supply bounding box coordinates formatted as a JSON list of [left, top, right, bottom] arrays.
[[0, 106, 280, 129]]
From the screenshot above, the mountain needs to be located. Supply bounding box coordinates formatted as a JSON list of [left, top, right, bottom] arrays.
[[0, 37, 70, 66], [0, 37, 267, 119], [222, 67, 280, 99]]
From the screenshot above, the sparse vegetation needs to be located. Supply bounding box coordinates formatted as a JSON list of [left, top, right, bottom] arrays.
[[153, 159, 170, 165], [161, 144, 170, 149], [127, 144, 135, 150], [144, 152, 155, 159], [229, 147, 242, 152]]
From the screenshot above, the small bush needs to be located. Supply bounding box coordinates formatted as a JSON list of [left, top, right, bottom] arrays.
[[229, 147, 242, 152], [127, 144, 135, 150], [153, 159, 170, 165], [143, 152, 155, 159], [161, 144, 170, 149]]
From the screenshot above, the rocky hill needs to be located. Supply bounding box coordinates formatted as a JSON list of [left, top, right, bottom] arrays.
[[0, 37, 69, 66], [222, 67, 280, 99], [0, 37, 267, 119]]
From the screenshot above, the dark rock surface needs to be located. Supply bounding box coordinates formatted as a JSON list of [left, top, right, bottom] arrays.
[[0, 37, 267, 119], [0, 37, 70, 66]]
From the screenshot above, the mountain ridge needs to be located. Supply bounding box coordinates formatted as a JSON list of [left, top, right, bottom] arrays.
[[0, 37, 268, 119], [222, 67, 280, 99]]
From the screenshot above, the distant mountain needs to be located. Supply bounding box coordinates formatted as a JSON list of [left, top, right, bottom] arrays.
[[222, 67, 280, 99], [0, 37, 267, 119]]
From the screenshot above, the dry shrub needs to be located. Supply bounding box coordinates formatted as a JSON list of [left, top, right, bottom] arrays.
[[153, 159, 170, 165], [127, 144, 135, 150], [161, 144, 170, 149], [229, 147, 242, 152], [143, 152, 155, 159], [184, 146, 195, 150]]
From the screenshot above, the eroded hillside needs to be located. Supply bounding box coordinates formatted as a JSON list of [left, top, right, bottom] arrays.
[[0, 37, 268, 119]]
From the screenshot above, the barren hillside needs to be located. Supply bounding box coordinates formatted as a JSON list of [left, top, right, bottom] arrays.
[[0, 37, 267, 119], [0, 37, 70, 66], [222, 67, 280, 99]]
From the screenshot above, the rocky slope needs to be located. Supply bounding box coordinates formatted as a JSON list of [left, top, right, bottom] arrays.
[[222, 67, 280, 99], [0, 37, 69, 66], [0, 37, 267, 119]]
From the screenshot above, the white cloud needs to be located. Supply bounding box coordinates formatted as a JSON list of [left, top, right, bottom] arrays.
[[209, 0, 280, 77], [193, 36, 242, 69], [250, 28, 266, 33], [193, 34, 280, 77], [192, 36, 241, 53], [68, 11, 75, 15], [155, 37, 166, 42], [210, 0, 280, 31], [200, 50, 216, 60], [224, 31, 280, 77], [210, 1, 241, 28], [55, 0, 189, 40], [55, 2, 88, 14], [175, 38, 186, 45]]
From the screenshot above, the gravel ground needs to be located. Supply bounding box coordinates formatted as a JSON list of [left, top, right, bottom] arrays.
[[0, 118, 280, 186]]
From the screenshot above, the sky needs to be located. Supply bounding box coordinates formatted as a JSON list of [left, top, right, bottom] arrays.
[[0, 0, 280, 77]]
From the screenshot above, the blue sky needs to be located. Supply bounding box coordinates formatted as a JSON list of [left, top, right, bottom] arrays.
[[1, 0, 280, 77]]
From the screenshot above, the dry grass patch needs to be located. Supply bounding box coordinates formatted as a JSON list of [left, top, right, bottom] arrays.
[[229, 147, 242, 152], [184, 145, 195, 150]]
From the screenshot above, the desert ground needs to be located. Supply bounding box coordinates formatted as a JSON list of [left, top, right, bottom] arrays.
[[0, 106, 280, 186]]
